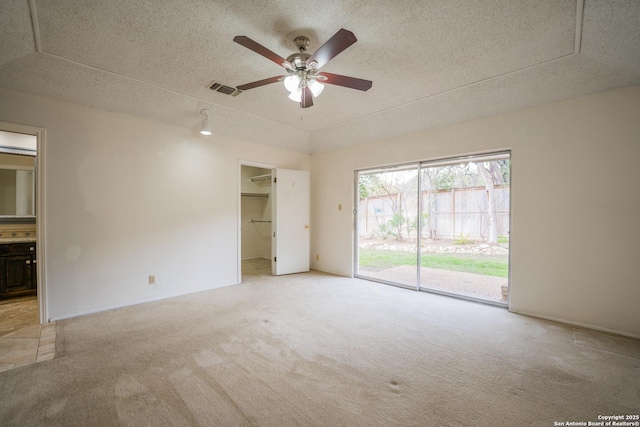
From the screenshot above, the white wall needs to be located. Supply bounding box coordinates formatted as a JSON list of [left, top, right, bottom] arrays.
[[0, 88, 310, 320], [311, 85, 640, 338]]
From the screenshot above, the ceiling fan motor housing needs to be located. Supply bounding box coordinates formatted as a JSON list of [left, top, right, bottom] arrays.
[[286, 52, 311, 71], [285, 35, 318, 80], [293, 36, 310, 52], [286, 49, 316, 88]]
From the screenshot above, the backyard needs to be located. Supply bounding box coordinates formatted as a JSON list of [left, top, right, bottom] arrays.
[[359, 247, 508, 277], [357, 239, 509, 302]]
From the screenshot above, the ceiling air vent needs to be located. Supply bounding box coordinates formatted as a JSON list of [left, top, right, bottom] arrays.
[[208, 81, 242, 97]]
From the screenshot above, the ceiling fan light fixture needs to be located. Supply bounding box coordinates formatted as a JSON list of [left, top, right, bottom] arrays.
[[200, 109, 212, 135], [288, 89, 302, 102], [284, 75, 300, 92], [308, 80, 324, 97], [233, 29, 372, 109]]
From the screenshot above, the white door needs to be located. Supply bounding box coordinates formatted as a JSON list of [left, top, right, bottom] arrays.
[[272, 168, 310, 275]]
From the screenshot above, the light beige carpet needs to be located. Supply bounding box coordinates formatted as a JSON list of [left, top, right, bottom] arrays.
[[0, 271, 638, 426]]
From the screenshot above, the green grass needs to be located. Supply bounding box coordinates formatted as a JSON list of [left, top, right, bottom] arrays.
[[358, 249, 508, 278]]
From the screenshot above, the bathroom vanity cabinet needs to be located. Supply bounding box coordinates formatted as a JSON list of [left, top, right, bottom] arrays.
[[0, 242, 36, 299]]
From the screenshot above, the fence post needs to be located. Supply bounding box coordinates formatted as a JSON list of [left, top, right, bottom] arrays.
[[450, 188, 456, 240]]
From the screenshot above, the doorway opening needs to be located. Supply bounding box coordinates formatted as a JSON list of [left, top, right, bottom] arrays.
[[0, 122, 56, 371], [355, 152, 510, 306], [0, 127, 43, 319], [238, 162, 311, 283], [0, 122, 49, 324], [240, 164, 274, 281], [0, 123, 53, 370]]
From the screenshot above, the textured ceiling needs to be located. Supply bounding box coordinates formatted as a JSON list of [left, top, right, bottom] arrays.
[[0, 0, 639, 153]]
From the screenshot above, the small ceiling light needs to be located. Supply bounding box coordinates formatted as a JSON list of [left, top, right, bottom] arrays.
[[284, 75, 300, 92], [200, 109, 212, 135], [308, 80, 324, 97], [288, 89, 302, 102], [284, 74, 323, 103]]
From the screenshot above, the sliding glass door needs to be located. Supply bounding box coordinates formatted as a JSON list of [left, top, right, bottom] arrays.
[[356, 153, 510, 305], [356, 166, 419, 288], [418, 154, 510, 303]]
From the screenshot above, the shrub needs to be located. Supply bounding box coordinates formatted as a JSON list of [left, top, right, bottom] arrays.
[[454, 233, 474, 245]]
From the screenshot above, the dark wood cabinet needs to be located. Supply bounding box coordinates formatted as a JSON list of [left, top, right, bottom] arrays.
[[0, 242, 36, 299]]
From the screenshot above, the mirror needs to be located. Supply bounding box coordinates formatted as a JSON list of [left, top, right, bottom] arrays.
[[0, 153, 35, 221]]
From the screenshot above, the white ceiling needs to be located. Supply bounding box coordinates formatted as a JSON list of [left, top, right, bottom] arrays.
[[1, 0, 639, 153]]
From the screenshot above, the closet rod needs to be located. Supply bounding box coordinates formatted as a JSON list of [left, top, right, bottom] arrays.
[[249, 174, 272, 182], [249, 219, 271, 223]]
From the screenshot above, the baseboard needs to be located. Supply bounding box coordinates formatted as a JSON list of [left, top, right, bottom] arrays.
[[50, 281, 241, 321], [509, 308, 640, 340], [311, 266, 353, 278]]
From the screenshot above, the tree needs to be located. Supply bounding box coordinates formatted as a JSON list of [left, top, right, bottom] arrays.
[[476, 162, 499, 244], [420, 169, 438, 240], [359, 170, 419, 241], [421, 165, 465, 240], [359, 174, 382, 199]]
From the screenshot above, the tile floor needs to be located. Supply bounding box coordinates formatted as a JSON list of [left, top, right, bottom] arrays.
[[0, 295, 56, 373], [242, 257, 272, 278]]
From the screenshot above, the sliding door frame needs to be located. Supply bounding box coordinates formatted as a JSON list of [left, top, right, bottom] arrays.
[[354, 150, 511, 307]]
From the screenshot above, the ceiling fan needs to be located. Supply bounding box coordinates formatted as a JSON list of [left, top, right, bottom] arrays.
[[233, 28, 372, 108]]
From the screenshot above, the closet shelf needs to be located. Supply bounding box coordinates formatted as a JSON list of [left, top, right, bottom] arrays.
[[241, 192, 269, 198], [249, 219, 271, 223], [248, 174, 272, 183]]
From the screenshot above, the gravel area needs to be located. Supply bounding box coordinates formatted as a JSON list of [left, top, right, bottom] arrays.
[[358, 265, 507, 302], [358, 239, 508, 303]]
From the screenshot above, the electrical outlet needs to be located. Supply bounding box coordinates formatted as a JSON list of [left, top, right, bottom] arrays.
[[149, 275, 155, 285], [316, 254, 320, 261]]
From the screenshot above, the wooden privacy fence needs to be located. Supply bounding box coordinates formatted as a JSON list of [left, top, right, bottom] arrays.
[[358, 185, 509, 241]]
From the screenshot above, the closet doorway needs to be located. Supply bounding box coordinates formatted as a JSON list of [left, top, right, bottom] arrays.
[[238, 162, 310, 282], [240, 164, 274, 280]]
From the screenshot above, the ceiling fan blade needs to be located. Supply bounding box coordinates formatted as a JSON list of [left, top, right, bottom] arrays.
[[307, 28, 358, 69], [301, 85, 313, 108], [317, 72, 372, 91], [236, 76, 285, 91], [233, 36, 292, 69]]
